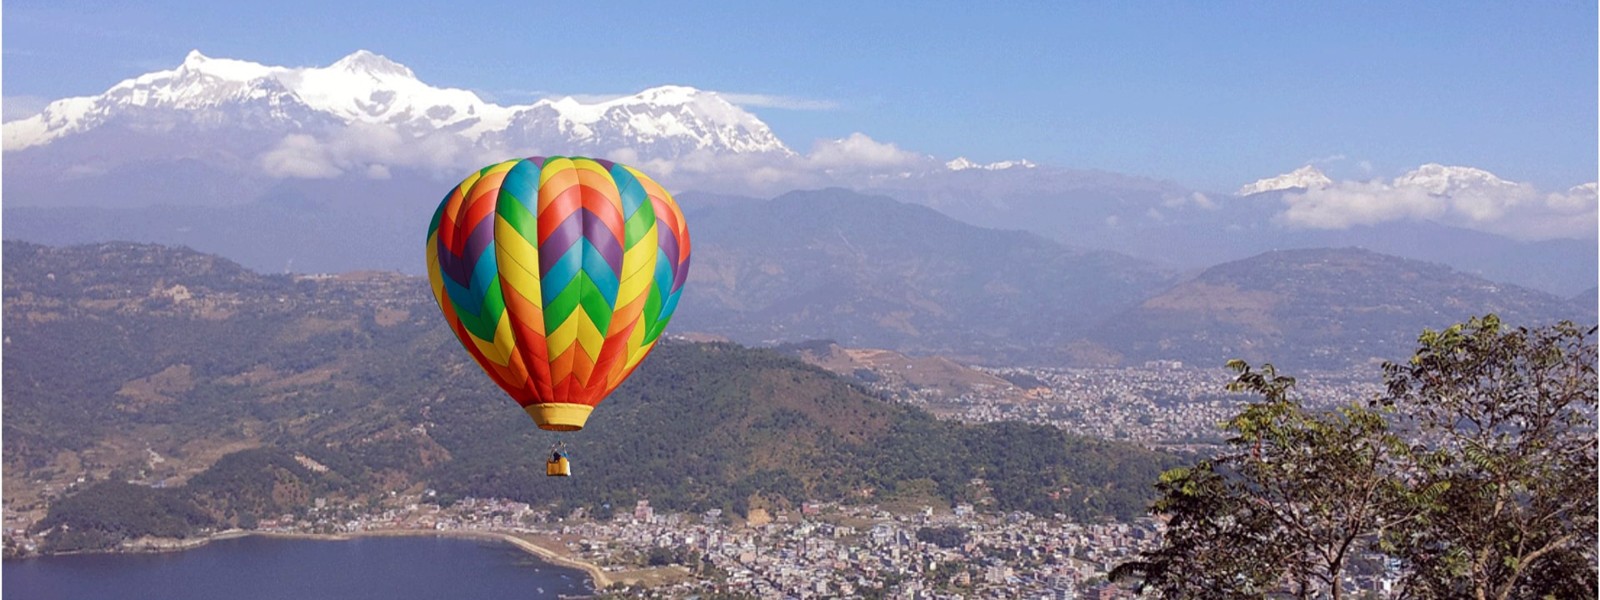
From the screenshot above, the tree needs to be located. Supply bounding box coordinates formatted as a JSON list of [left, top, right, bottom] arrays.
[[1378, 316, 1596, 600], [1114, 316, 1598, 599], [1114, 362, 1407, 599], [1109, 458, 1291, 598]]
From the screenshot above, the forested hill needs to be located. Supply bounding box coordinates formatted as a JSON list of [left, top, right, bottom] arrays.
[[1098, 247, 1595, 370], [2, 241, 1177, 552], [674, 188, 1174, 364]]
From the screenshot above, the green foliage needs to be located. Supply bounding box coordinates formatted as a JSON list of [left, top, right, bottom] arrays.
[[421, 342, 1178, 521], [32, 482, 215, 552], [1116, 316, 1598, 599], [1117, 361, 1406, 599], [32, 448, 350, 551], [1112, 458, 1291, 598], [1378, 316, 1598, 600], [644, 545, 697, 567], [915, 526, 967, 549], [184, 448, 343, 524]]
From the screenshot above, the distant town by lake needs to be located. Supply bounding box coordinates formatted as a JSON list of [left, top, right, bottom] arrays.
[[3, 535, 592, 600]]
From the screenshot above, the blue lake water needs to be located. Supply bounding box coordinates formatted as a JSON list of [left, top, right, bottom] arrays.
[[3, 535, 593, 600]]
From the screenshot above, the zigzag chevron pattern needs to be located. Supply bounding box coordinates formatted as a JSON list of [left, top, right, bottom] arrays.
[[426, 156, 691, 417]]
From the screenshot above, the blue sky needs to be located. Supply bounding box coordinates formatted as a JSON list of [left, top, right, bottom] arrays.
[[3, 1, 1595, 191]]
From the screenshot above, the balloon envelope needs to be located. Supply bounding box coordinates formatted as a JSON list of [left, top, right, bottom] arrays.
[[426, 156, 691, 431]]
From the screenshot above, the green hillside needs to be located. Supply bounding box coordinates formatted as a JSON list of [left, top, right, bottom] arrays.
[[675, 188, 1174, 364], [1098, 247, 1595, 370], [2, 241, 1177, 552]]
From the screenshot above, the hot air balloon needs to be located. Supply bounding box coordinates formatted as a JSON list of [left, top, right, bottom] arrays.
[[425, 156, 691, 474]]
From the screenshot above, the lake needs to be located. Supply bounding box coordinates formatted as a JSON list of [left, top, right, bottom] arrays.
[[3, 534, 594, 600]]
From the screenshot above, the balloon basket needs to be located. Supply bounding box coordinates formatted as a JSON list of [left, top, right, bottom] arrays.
[[546, 456, 571, 477]]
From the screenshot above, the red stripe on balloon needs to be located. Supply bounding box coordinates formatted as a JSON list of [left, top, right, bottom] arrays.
[[457, 173, 504, 251], [502, 278, 554, 404], [441, 292, 533, 405], [591, 293, 646, 392], [537, 185, 583, 244], [437, 184, 468, 256]]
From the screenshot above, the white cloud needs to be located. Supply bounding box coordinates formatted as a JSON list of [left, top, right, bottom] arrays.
[[593, 133, 933, 195], [1162, 191, 1217, 210], [806, 133, 929, 172], [604, 147, 811, 194], [718, 93, 840, 111], [258, 123, 494, 181], [1278, 180, 1442, 228], [1276, 175, 1597, 240], [1505, 183, 1599, 239], [256, 126, 911, 196], [62, 162, 110, 178], [259, 134, 343, 178]]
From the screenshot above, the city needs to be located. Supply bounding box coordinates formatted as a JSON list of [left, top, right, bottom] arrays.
[[5, 358, 1401, 598]]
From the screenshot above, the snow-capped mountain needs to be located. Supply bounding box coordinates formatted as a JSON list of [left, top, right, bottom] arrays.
[[495, 85, 791, 157], [280, 50, 515, 138], [1237, 165, 1332, 196], [3, 50, 792, 158], [1392, 163, 1519, 195], [1239, 163, 1527, 198], [944, 157, 1037, 171], [2, 51, 332, 150]]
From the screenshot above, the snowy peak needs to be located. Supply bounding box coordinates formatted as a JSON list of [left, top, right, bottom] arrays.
[[946, 157, 1037, 171], [329, 50, 415, 79], [536, 86, 733, 121], [513, 85, 792, 155], [114, 52, 282, 104], [1392, 163, 1517, 195], [281, 50, 508, 134], [1, 49, 514, 147], [1238, 163, 1523, 198], [1238, 165, 1332, 196], [3, 50, 792, 155], [171, 50, 279, 81], [629, 85, 706, 106], [2, 52, 302, 150]]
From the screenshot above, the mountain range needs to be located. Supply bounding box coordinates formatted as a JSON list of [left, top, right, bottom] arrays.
[[4, 50, 789, 160], [3, 48, 1587, 347], [6, 203, 1591, 372], [674, 193, 1591, 368], [674, 189, 1173, 364], [859, 164, 1597, 296]]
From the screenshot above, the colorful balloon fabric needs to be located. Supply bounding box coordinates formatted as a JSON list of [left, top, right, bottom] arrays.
[[426, 157, 691, 431]]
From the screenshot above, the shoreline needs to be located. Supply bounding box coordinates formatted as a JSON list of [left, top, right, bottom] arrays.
[[321, 529, 614, 590], [16, 528, 612, 591]]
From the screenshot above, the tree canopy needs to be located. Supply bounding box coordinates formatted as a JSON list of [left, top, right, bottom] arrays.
[[1114, 316, 1597, 599]]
